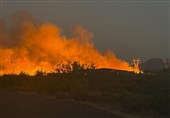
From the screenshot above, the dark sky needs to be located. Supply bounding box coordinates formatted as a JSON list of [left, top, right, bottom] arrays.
[[1, 0, 169, 62]]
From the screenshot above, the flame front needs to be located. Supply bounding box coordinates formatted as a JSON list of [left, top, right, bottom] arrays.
[[0, 15, 139, 75]]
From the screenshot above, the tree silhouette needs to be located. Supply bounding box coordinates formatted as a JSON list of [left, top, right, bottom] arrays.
[[35, 70, 46, 78], [72, 61, 84, 72], [55, 61, 96, 74]]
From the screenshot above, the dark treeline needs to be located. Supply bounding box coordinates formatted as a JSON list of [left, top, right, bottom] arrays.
[[0, 68, 169, 117]]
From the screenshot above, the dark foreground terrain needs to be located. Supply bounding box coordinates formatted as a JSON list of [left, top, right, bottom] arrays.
[[0, 68, 170, 118], [0, 90, 117, 118]]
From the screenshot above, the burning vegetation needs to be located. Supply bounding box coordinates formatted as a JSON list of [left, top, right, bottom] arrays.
[[0, 13, 139, 75]]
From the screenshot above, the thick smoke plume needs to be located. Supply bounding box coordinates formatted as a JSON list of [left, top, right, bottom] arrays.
[[0, 12, 138, 75]]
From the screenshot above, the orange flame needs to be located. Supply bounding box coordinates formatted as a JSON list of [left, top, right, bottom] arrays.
[[0, 15, 139, 75]]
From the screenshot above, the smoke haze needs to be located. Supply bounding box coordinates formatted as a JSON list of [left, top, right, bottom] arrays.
[[0, 12, 139, 75]]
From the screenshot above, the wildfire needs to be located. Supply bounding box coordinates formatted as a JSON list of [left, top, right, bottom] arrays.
[[0, 14, 139, 75]]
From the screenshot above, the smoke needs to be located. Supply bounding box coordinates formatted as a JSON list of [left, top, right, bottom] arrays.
[[0, 12, 138, 75]]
